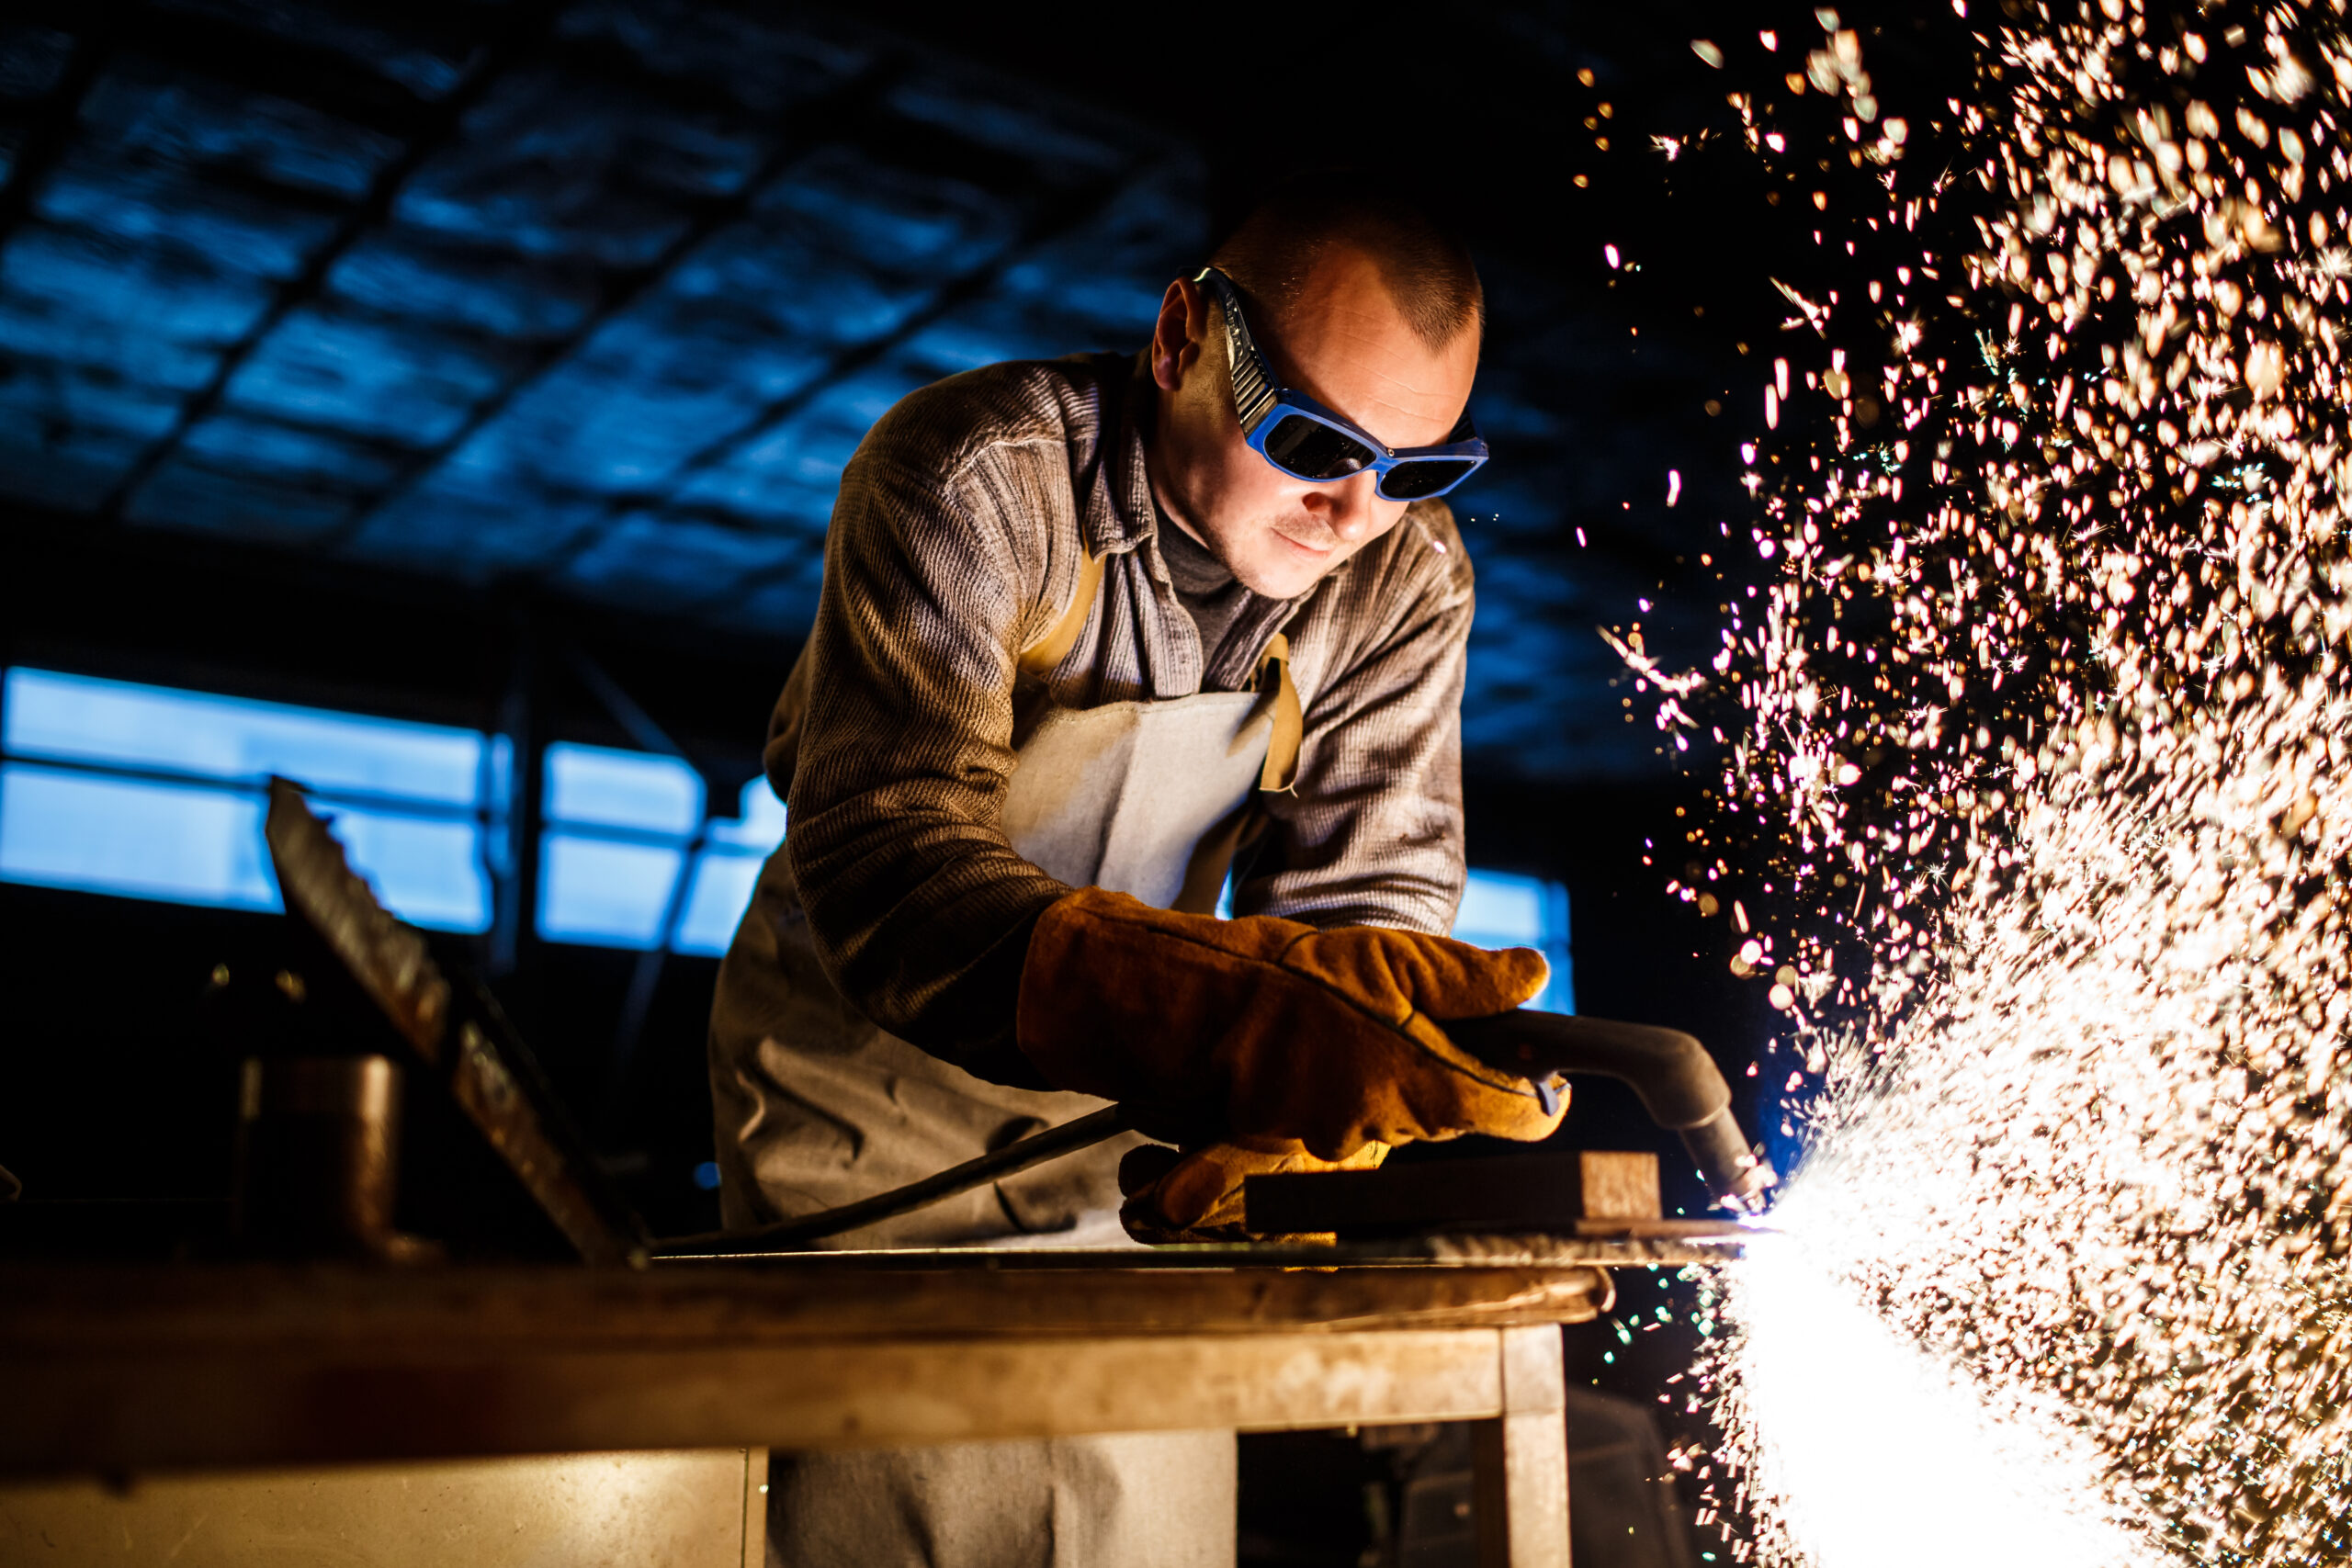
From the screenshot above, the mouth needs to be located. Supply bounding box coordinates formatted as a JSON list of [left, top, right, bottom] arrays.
[[1272, 529, 1336, 559]]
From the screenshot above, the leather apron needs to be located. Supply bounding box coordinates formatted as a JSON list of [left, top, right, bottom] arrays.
[[709, 549, 1301, 1568]]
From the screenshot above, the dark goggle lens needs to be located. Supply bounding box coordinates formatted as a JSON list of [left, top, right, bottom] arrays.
[[1376, 458, 1478, 501], [1263, 413, 1376, 480]]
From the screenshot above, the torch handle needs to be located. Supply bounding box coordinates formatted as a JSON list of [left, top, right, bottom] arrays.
[[1442, 1010, 1776, 1211]]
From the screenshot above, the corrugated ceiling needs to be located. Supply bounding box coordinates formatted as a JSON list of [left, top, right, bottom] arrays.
[[0, 0, 1735, 781]]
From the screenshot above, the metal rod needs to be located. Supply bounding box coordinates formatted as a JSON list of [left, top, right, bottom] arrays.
[[654, 1106, 1136, 1257]]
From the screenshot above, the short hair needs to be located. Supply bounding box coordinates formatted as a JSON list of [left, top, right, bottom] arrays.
[[1207, 180, 1484, 352]]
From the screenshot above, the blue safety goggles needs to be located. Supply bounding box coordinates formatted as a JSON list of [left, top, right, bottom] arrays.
[[1194, 265, 1488, 502]]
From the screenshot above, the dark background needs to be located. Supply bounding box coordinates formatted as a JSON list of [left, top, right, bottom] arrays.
[[0, 1, 1974, 1561]]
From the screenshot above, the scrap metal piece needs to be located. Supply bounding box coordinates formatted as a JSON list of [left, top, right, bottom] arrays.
[[263, 779, 645, 1266], [265, 779, 449, 1061]]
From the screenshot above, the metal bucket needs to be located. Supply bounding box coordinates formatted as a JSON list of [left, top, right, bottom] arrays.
[[232, 1055, 402, 1258]]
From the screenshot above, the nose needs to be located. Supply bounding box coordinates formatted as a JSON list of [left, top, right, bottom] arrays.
[[1306, 473, 1384, 542]]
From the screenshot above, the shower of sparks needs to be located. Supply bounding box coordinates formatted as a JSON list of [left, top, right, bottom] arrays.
[[1625, 2, 2352, 1562], [1727, 1213, 2158, 1568]]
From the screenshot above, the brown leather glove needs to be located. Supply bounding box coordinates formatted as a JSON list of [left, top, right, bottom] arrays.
[[1116, 1137, 1391, 1244], [1016, 886, 1565, 1162]]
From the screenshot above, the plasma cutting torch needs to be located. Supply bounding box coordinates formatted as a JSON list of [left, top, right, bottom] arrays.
[[665, 1009, 1777, 1255], [1445, 1010, 1778, 1213]]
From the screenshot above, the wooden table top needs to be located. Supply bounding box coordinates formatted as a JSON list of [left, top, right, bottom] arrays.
[[1, 1250, 1620, 1347], [0, 1253, 1645, 1473]]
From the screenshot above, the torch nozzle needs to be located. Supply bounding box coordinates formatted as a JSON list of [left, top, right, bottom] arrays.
[[1678, 1107, 1779, 1214]]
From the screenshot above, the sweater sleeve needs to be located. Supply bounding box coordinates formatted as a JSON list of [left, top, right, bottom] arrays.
[[767, 393, 1081, 1074]]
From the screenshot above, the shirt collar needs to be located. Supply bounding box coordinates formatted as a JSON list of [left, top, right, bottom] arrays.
[[1093, 350, 1161, 561]]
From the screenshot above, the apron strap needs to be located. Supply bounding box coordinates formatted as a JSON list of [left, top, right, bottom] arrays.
[[1014, 546, 1299, 792], [1015, 549, 1106, 679], [1254, 634, 1303, 794]]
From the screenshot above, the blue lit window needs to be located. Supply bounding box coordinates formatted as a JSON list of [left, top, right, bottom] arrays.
[[536, 746, 784, 954], [675, 781, 788, 955], [0, 668, 501, 931], [1452, 870, 1576, 1014], [1, 664, 1553, 989]]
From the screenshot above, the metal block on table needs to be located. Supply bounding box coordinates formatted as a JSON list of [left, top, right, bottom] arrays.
[[1245, 1152, 1668, 1240]]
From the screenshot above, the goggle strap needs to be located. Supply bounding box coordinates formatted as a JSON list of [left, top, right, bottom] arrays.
[[1200, 267, 1277, 430], [1228, 331, 1275, 429]]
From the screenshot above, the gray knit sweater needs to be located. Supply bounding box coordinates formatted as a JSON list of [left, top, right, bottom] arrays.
[[765, 351, 1476, 1065]]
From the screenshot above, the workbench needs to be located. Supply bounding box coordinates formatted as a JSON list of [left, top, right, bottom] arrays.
[[0, 1247, 1647, 1567]]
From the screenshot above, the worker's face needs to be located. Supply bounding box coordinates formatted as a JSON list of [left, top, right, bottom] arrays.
[[1147, 249, 1480, 601]]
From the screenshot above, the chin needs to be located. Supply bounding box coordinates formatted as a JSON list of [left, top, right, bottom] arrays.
[[1235, 554, 1325, 600]]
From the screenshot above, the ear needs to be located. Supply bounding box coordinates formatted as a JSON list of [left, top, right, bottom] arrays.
[[1150, 276, 1206, 391]]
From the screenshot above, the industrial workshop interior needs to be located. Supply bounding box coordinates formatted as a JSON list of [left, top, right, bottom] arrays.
[[8, 0, 2348, 1563]]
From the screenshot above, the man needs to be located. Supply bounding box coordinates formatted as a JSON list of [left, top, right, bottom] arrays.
[[709, 186, 1563, 1567]]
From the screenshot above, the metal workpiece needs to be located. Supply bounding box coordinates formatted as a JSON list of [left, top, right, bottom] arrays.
[[1240, 1148, 1760, 1251], [1246, 1150, 1663, 1241], [1442, 1010, 1780, 1212], [652, 1234, 1747, 1270]]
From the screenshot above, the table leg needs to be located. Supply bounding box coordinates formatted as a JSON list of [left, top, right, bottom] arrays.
[[1471, 1325, 1569, 1568], [742, 1448, 769, 1567]]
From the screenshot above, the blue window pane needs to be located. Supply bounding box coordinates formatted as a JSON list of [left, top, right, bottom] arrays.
[[1453, 870, 1575, 1015], [4, 668, 486, 805], [314, 807, 491, 933], [706, 777, 786, 852], [544, 743, 702, 835], [673, 849, 764, 956], [0, 763, 278, 909], [1453, 872, 1546, 946], [538, 831, 686, 949]]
